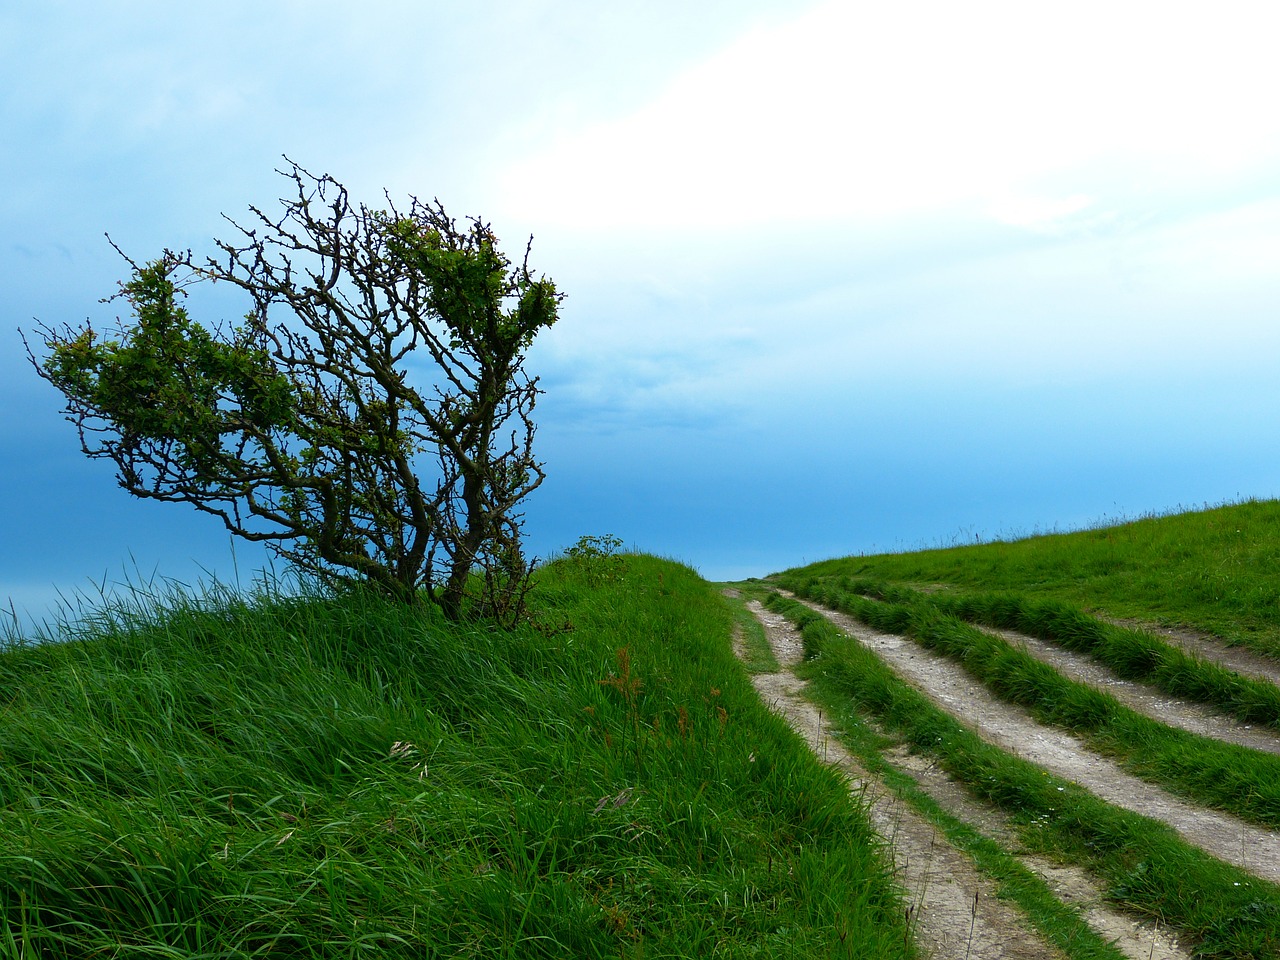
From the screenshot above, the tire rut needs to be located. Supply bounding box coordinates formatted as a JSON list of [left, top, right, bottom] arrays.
[[738, 599, 1066, 960], [883, 743, 1189, 960], [791, 595, 1280, 884], [982, 624, 1280, 755]]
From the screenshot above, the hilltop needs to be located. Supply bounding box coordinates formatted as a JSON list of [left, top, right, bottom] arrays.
[[0, 552, 910, 958]]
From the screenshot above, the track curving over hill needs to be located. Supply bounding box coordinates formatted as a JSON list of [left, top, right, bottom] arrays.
[[730, 588, 1280, 960]]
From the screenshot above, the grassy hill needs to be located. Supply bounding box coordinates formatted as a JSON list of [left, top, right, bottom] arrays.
[[10, 500, 1279, 956], [785, 499, 1280, 655], [0, 553, 912, 958]]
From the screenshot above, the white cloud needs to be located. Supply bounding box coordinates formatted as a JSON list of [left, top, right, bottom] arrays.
[[500, 0, 1280, 231], [985, 193, 1099, 235]]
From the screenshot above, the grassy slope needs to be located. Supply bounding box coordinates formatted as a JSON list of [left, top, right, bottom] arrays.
[[788, 499, 1280, 653], [0, 555, 912, 959]]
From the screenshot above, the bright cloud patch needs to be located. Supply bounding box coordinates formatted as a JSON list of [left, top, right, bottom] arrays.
[[503, 0, 1280, 230], [985, 194, 1099, 235]]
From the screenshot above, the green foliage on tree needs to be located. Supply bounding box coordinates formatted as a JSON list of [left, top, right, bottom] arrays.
[[25, 160, 562, 623]]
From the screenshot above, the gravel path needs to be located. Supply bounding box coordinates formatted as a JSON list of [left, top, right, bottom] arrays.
[[792, 596, 1280, 884], [732, 585, 1280, 958], [739, 598, 1064, 960]]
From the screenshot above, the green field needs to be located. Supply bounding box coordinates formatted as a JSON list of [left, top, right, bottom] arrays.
[[0, 554, 911, 958]]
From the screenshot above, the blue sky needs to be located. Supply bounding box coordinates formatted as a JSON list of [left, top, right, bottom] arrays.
[[4, 1, 1279, 628]]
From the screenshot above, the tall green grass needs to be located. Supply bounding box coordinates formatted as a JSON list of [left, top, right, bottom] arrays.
[[0, 556, 913, 958], [789, 499, 1280, 653]]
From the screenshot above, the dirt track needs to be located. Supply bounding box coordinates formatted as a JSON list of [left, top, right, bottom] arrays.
[[734, 592, 1214, 960], [798, 597, 1280, 883]]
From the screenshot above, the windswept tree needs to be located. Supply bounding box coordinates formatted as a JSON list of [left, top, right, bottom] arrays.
[[25, 160, 562, 623]]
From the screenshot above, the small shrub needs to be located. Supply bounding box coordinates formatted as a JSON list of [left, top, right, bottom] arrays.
[[563, 535, 628, 586]]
